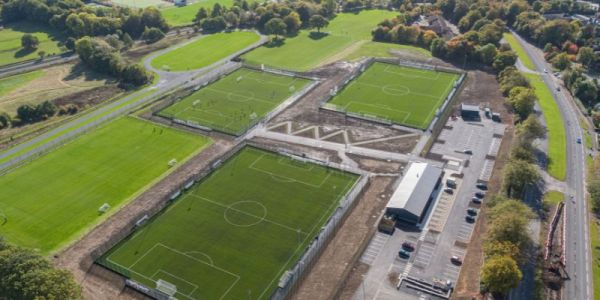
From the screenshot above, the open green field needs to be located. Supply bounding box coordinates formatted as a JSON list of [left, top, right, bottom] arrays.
[[159, 67, 310, 135], [151, 31, 260, 71], [0, 117, 211, 253], [503, 33, 536, 71], [525, 73, 567, 180], [161, 0, 236, 26], [328, 62, 458, 129], [101, 146, 359, 300], [0, 22, 65, 66], [242, 10, 400, 71], [110, 0, 168, 8], [0, 70, 43, 98]]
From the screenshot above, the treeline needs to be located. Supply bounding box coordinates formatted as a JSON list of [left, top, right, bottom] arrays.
[[438, 0, 600, 111], [0, 237, 81, 299], [192, 0, 336, 38], [0, 101, 80, 131], [1, 0, 163, 86], [371, 2, 514, 71]]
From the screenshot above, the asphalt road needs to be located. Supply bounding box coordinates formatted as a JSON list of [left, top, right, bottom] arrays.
[[512, 31, 592, 300]]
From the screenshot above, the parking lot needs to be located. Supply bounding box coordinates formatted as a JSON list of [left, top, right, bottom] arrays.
[[353, 116, 505, 299]]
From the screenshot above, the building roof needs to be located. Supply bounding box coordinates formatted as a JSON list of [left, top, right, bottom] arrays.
[[386, 162, 443, 218], [461, 104, 480, 112]]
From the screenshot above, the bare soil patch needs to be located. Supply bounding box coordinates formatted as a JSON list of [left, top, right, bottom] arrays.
[[290, 176, 397, 300]]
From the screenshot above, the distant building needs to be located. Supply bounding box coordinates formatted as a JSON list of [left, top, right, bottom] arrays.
[[385, 162, 443, 225], [413, 15, 454, 39], [460, 104, 480, 120], [174, 0, 187, 6]]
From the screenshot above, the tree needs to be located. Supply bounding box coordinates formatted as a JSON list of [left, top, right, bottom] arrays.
[[201, 16, 227, 32], [122, 33, 134, 49], [493, 51, 518, 72], [283, 12, 302, 33], [309, 14, 329, 33], [0, 238, 81, 299], [38, 50, 46, 59], [211, 3, 223, 17], [578, 46, 595, 66], [264, 18, 287, 40], [477, 43, 497, 65], [121, 64, 151, 86], [141, 27, 165, 44], [573, 79, 599, 106], [516, 115, 545, 141], [224, 11, 239, 28], [484, 241, 521, 262], [195, 7, 209, 23], [141, 6, 169, 32], [503, 159, 541, 198], [508, 87, 536, 120], [65, 13, 86, 37], [481, 256, 522, 295], [21, 33, 39, 50], [552, 52, 571, 70], [430, 38, 448, 58], [0, 112, 11, 129]]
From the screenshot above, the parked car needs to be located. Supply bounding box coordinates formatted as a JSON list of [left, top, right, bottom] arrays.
[[399, 249, 410, 258], [475, 191, 486, 199], [451, 255, 463, 265], [463, 149, 473, 155], [465, 215, 476, 223], [476, 183, 488, 190], [402, 241, 415, 251], [467, 208, 478, 216], [444, 188, 454, 194], [472, 197, 482, 204], [446, 178, 457, 188], [577, 138, 582, 144]]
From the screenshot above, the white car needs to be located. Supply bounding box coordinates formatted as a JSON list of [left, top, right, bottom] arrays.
[[543, 69, 548, 73]]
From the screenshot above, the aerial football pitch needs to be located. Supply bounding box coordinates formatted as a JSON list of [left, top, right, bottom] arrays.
[[0, 117, 211, 253], [159, 68, 311, 135], [100, 146, 359, 300], [327, 62, 459, 129]]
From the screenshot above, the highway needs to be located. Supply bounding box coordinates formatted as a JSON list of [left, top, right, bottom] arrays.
[[512, 31, 592, 300]]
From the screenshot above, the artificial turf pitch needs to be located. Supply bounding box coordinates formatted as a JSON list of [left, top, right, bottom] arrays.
[[159, 68, 311, 135], [101, 146, 359, 300], [0, 117, 211, 253], [327, 62, 459, 129]]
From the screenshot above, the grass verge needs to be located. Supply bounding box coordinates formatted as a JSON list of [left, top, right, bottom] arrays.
[[525, 73, 567, 181], [503, 33, 536, 71]]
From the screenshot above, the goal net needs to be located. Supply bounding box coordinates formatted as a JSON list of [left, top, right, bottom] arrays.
[[156, 279, 177, 296]]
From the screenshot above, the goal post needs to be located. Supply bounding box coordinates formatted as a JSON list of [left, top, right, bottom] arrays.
[[156, 279, 177, 297]]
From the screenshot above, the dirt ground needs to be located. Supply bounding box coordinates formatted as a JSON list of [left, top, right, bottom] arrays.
[[54, 137, 235, 300], [267, 62, 419, 153], [451, 70, 515, 300], [0, 62, 117, 114], [290, 176, 398, 300], [0, 85, 125, 150]]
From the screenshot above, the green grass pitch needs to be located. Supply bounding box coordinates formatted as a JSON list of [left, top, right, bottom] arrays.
[[101, 146, 359, 300], [327, 62, 459, 129], [159, 68, 311, 135], [0, 117, 211, 253], [150, 31, 260, 71]]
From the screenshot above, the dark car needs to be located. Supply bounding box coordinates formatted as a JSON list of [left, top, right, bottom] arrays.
[[467, 208, 478, 216], [399, 249, 410, 258], [471, 197, 482, 204], [402, 241, 415, 251], [465, 215, 476, 223], [451, 255, 463, 265], [476, 183, 488, 190], [475, 191, 486, 199], [444, 188, 454, 194]]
